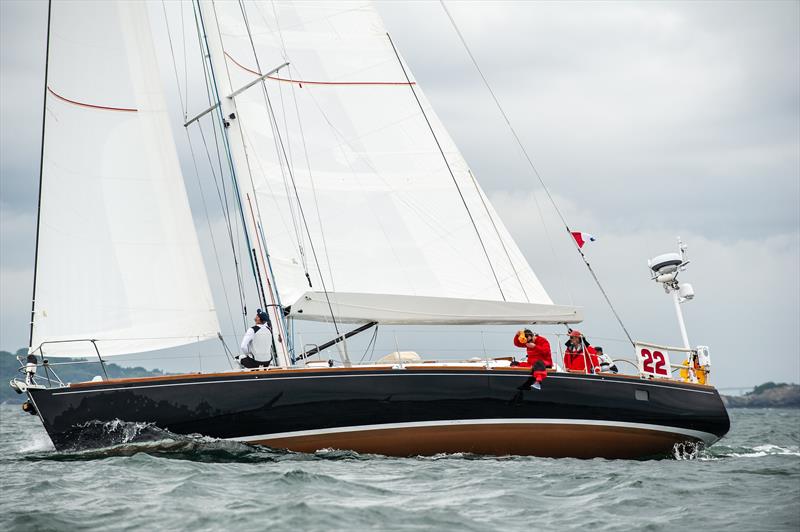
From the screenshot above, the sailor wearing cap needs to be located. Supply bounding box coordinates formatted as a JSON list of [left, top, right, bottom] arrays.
[[238, 309, 273, 369], [563, 329, 601, 374]]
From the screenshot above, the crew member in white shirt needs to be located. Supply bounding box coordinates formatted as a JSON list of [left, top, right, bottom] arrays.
[[238, 309, 273, 369]]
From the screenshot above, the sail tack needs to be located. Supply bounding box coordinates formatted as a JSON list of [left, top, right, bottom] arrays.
[[199, 0, 576, 324], [30, 1, 219, 357]]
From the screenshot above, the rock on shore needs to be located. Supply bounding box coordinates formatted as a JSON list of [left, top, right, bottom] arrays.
[[722, 382, 800, 408]]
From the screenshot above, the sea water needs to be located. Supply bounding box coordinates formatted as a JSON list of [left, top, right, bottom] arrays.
[[0, 404, 797, 531]]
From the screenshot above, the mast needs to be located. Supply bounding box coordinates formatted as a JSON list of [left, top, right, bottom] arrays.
[[28, 0, 52, 350], [194, 0, 291, 366]]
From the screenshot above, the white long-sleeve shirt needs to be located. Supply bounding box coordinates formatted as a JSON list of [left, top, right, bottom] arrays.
[[240, 325, 271, 358]]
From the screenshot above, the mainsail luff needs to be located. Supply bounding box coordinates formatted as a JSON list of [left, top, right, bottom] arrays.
[[30, 0, 220, 357], [198, 0, 569, 325]]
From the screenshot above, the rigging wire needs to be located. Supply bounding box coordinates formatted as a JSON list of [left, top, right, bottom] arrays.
[[249, 56, 417, 292], [439, 1, 634, 345], [29, 0, 52, 349], [254, 58, 482, 290], [386, 32, 507, 302], [286, 75, 336, 289], [194, 0, 266, 326], [200, 1, 290, 362], [467, 170, 530, 302], [181, 0, 188, 117], [190, 1, 250, 327], [235, 4, 490, 291], [225, 1, 305, 355], [439, 3, 571, 306], [222, 46, 308, 276], [161, 1, 186, 114], [193, 4, 245, 260], [236, 2, 309, 281], [161, 0, 241, 341], [231, 3, 516, 306], [236, 0, 342, 338], [269, 0, 337, 292]]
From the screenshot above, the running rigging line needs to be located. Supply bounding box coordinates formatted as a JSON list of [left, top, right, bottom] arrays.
[[439, 1, 634, 346]]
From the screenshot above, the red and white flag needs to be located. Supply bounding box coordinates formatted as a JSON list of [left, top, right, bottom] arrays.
[[571, 231, 596, 249]]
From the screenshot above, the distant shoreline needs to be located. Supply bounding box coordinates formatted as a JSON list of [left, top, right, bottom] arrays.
[[721, 383, 799, 408], [0, 349, 166, 404]]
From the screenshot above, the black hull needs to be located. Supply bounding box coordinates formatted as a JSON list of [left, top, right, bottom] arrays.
[[26, 367, 730, 458]]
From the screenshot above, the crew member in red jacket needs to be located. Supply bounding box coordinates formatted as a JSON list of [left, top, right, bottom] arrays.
[[513, 329, 553, 368], [563, 330, 600, 373], [513, 329, 552, 390]]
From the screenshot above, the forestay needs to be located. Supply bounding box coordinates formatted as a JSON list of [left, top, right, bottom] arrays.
[[31, 1, 219, 357], [199, 1, 575, 323]]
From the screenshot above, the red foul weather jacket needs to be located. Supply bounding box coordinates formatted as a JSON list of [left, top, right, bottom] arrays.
[[564, 344, 600, 373], [513, 334, 553, 368]]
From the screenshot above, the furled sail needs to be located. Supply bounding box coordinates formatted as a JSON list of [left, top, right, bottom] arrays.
[[199, 0, 579, 324], [30, 1, 220, 357]]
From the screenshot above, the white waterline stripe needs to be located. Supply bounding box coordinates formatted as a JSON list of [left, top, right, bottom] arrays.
[[228, 418, 719, 445], [50, 372, 714, 396]]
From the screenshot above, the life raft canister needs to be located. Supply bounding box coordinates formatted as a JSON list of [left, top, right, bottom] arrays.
[[679, 360, 707, 385]]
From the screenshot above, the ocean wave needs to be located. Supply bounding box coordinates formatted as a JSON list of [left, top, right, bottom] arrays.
[[19, 419, 285, 463], [697, 442, 800, 460], [17, 432, 55, 453], [723, 444, 800, 458], [671, 440, 800, 461]]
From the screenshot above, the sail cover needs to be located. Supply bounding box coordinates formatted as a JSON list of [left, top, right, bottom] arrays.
[[30, 1, 219, 357], [200, 1, 579, 324]]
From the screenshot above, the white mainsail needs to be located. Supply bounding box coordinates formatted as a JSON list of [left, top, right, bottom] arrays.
[[30, 1, 220, 357], [198, 0, 580, 325]]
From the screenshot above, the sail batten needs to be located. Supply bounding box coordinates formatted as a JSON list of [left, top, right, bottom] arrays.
[[30, 1, 219, 358]]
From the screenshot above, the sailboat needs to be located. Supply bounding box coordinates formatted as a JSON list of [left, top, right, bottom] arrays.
[[10, 0, 729, 458]]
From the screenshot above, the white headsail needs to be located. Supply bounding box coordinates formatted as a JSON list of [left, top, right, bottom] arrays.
[[30, 1, 220, 357], [198, 0, 580, 325]]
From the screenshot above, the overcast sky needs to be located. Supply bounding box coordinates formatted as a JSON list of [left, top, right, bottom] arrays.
[[1, 1, 798, 389]]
